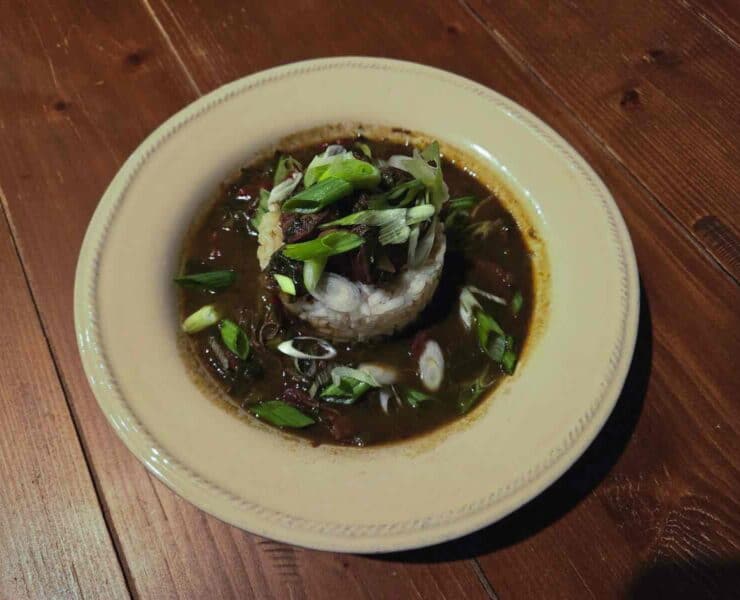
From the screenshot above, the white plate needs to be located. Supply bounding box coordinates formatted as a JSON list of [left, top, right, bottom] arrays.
[[75, 57, 638, 553]]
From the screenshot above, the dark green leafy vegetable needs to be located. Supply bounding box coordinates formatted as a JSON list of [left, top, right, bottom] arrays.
[[282, 231, 365, 261], [219, 319, 250, 360], [249, 401, 315, 427], [282, 178, 353, 213], [174, 270, 235, 290]]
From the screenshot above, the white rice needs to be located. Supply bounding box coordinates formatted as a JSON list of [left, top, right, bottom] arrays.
[[257, 210, 445, 341]]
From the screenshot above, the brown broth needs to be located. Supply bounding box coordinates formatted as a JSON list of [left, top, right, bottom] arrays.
[[178, 138, 534, 446]]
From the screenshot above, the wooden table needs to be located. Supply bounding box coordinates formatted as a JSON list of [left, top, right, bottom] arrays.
[[1, 1, 738, 598]]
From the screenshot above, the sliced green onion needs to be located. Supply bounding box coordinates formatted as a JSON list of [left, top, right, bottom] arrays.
[[273, 155, 302, 186], [458, 369, 494, 414], [321, 379, 371, 404], [282, 231, 364, 261], [277, 336, 337, 360], [459, 287, 481, 330], [511, 290, 523, 316], [467, 285, 507, 306], [282, 178, 353, 213], [273, 274, 297, 295], [330, 366, 381, 388], [182, 304, 222, 333], [402, 387, 432, 408], [304, 147, 354, 187], [476, 309, 505, 351], [486, 334, 506, 362], [303, 255, 327, 292], [501, 336, 517, 374], [406, 204, 435, 225], [259, 188, 270, 210], [502, 350, 517, 374], [219, 319, 250, 360], [249, 400, 315, 428], [319, 158, 380, 190], [320, 208, 406, 229], [354, 141, 372, 158], [388, 142, 449, 210], [448, 196, 478, 211], [379, 220, 411, 245], [174, 270, 236, 290]]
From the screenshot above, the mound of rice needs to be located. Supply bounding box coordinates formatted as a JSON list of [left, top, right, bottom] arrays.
[[258, 211, 445, 341]]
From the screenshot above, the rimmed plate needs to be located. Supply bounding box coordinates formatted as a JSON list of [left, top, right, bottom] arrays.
[[75, 57, 638, 553]]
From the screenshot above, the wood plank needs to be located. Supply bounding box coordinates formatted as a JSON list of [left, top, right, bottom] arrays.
[[0, 203, 129, 599], [143, 0, 740, 597], [685, 0, 740, 43], [0, 1, 491, 598], [463, 0, 740, 282]]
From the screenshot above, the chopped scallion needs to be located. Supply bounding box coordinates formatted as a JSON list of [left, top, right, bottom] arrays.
[[282, 231, 365, 261], [273, 274, 297, 295], [319, 158, 380, 190], [249, 401, 315, 428], [174, 270, 235, 290], [219, 319, 250, 359], [282, 178, 353, 213], [273, 155, 302, 186], [303, 256, 327, 292], [181, 304, 222, 333]]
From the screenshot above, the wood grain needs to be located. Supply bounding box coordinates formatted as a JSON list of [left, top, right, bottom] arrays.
[[0, 203, 129, 598], [463, 0, 740, 282], [686, 0, 740, 42], [0, 0, 737, 598], [145, 0, 740, 597], [0, 1, 492, 598]]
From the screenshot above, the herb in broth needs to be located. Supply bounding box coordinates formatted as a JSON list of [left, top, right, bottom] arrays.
[[176, 136, 533, 446]]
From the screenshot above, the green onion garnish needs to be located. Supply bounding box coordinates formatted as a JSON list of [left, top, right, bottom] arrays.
[[511, 291, 523, 316], [249, 400, 315, 428], [354, 141, 372, 158], [448, 196, 478, 211], [402, 387, 432, 408], [458, 369, 493, 414], [219, 319, 250, 359], [273, 155, 302, 186], [320, 208, 406, 229], [303, 256, 327, 292], [282, 178, 353, 213], [486, 334, 507, 362], [282, 231, 365, 261], [406, 204, 435, 225], [273, 274, 297, 295], [378, 220, 411, 245], [321, 377, 371, 404], [319, 158, 380, 190], [502, 350, 517, 374], [181, 304, 222, 333], [475, 309, 505, 351], [174, 270, 235, 290]]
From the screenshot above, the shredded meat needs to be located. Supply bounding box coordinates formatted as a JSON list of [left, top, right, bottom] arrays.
[[280, 212, 329, 243]]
